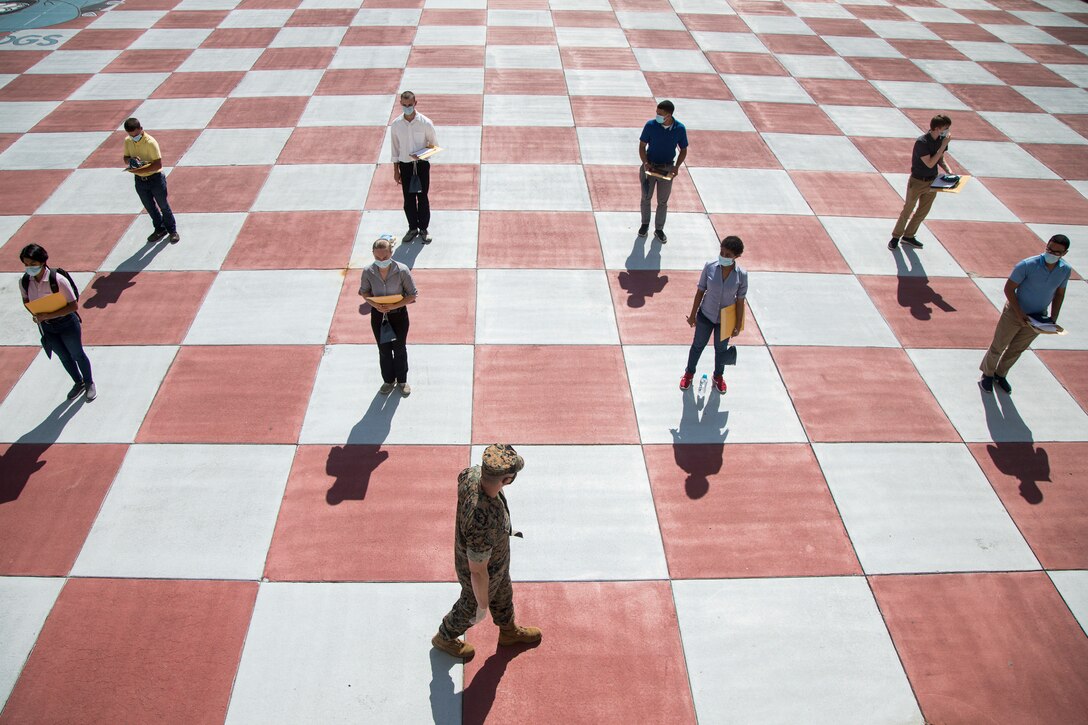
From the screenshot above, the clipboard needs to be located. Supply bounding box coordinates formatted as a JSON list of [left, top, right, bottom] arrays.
[[366, 294, 403, 305], [933, 174, 971, 194], [719, 302, 744, 341], [24, 291, 69, 315], [411, 146, 442, 161]]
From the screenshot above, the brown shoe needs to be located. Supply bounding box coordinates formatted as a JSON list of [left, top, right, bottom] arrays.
[[498, 623, 541, 646], [431, 633, 475, 661]]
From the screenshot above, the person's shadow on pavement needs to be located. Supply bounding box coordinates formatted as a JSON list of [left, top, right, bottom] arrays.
[[324, 391, 400, 504], [892, 245, 955, 321], [980, 390, 1050, 504], [670, 386, 729, 499], [461, 639, 540, 725], [0, 397, 84, 505], [82, 238, 170, 309], [618, 231, 668, 308]]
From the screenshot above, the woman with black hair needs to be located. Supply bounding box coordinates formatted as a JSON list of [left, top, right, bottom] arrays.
[[680, 235, 748, 395]]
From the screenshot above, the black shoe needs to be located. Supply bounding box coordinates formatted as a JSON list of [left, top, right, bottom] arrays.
[[168, 232, 180, 244], [638, 224, 649, 237], [979, 375, 994, 394], [402, 229, 418, 244], [888, 237, 900, 249], [901, 237, 924, 249], [654, 229, 667, 243], [419, 229, 432, 244], [67, 382, 85, 400], [147, 229, 167, 244], [995, 375, 1012, 394]]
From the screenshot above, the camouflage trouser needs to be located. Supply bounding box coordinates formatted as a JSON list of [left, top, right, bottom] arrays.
[[439, 545, 514, 639]]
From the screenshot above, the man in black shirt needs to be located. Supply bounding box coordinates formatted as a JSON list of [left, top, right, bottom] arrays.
[[889, 114, 953, 250]]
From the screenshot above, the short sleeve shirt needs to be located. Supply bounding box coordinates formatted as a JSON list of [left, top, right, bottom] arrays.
[[640, 119, 688, 166], [20, 266, 77, 304], [697, 261, 748, 324], [1009, 255, 1072, 316], [910, 133, 945, 180], [456, 466, 511, 565], [124, 133, 163, 177], [358, 261, 418, 298]]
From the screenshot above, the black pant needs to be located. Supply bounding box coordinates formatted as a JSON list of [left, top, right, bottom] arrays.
[[370, 308, 410, 384], [41, 313, 93, 385], [398, 160, 430, 231]]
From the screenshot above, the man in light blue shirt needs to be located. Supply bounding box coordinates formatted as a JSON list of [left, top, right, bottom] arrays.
[[980, 234, 1072, 394]]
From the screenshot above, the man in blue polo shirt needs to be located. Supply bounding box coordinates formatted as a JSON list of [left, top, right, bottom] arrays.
[[979, 234, 1073, 394], [638, 100, 688, 244]]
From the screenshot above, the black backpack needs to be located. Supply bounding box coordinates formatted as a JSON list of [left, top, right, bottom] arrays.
[[21, 268, 81, 320]]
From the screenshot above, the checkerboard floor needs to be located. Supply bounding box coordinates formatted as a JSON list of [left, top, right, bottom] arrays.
[[2, 0, 1088, 722]]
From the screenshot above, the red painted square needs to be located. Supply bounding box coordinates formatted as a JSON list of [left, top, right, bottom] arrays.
[[980, 61, 1074, 87], [0, 74, 90, 102], [925, 22, 998, 42], [948, 84, 1041, 112], [138, 345, 322, 444], [0, 134, 15, 155], [0, 347, 37, 403], [1058, 113, 1088, 140], [733, 0, 793, 13], [848, 57, 932, 82], [1048, 27, 1088, 45], [154, 10, 227, 27], [570, 97, 656, 127], [608, 270, 765, 346], [0, 51, 48, 75], [645, 71, 733, 100], [790, 171, 905, 217], [482, 127, 580, 164], [1021, 144, 1088, 180], [741, 102, 840, 135], [0, 215, 135, 273], [773, 347, 959, 442], [103, 49, 193, 74], [31, 100, 139, 132], [264, 445, 463, 581], [552, 10, 620, 27], [926, 220, 1054, 278], [252, 47, 335, 70], [1037, 350, 1088, 412], [200, 27, 279, 48], [612, 0, 671, 9], [984, 178, 1088, 224], [804, 18, 877, 37], [644, 443, 858, 576], [709, 52, 787, 76], [709, 214, 850, 274], [165, 165, 271, 212], [759, 34, 835, 56], [0, 170, 73, 215], [850, 5, 909, 20], [960, 8, 1023, 23], [0, 444, 126, 576], [408, 46, 486, 68], [800, 78, 892, 106], [888, 38, 967, 60], [488, 0, 548, 6], [678, 14, 749, 32], [625, 29, 698, 49], [685, 131, 780, 168], [80, 271, 216, 345], [285, 8, 354, 25], [478, 211, 601, 268], [900, 108, 1008, 141], [365, 164, 479, 211], [364, 0, 422, 6], [1, 578, 257, 724], [462, 581, 697, 724], [1015, 44, 1088, 64], [59, 29, 143, 51], [419, 9, 485, 25], [487, 27, 556, 45], [870, 572, 1088, 725], [151, 71, 244, 98], [585, 165, 704, 213], [473, 346, 639, 444], [560, 48, 640, 71], [969, 441, 1088, 569], [328, 269, 476, 344], [341, 26, 417, 46], [851, 136, 916, 174], [224, 211, 359, 270], [207, 96, 307, 128], [316, 68, 403, 95], [81, 129, 199, 169], [394, 95, 482, 126], [484, 69, 568, 95], [278, 127, 384, 165], [860, 275, 1003, 348]]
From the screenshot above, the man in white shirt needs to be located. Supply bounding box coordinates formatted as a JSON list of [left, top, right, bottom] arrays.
[[390, 91, 438, 244]]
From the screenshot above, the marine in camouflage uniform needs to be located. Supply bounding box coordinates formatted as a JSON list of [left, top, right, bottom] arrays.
[[432, 444, 541, 661]]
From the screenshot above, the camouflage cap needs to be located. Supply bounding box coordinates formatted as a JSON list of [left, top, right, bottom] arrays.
[[481, 444, 525, 477]]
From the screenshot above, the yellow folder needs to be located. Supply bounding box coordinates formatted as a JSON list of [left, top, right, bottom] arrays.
[[366, 294, 403, 304], [934, 175, 971, 194], [24, 291, 69, 315], [719, 303, 744, 341]]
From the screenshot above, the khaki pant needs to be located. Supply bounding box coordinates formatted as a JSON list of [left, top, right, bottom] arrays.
[[980, 304, 1040, 378], [892, 176, 938, 238]]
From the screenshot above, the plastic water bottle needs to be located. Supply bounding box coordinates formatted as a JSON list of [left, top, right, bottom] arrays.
[[697, 374, 708, 396]]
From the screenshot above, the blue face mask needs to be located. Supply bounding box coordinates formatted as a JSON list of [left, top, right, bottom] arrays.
[[131, 134, 143, 142], [656, 114, 666, 124], [374, 258, 393, 269], [1043, 252, 1060, 265], [719, 256, 734, 267], [402, 106, 414, 117], [25, 265, 42, 276]]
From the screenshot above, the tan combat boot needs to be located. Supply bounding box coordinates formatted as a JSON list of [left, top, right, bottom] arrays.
[[498, 623, 542, 646], [432, 633, 475, 661]]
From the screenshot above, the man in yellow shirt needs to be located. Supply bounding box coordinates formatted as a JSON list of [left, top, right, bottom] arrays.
[[123, 117, 179, 244]]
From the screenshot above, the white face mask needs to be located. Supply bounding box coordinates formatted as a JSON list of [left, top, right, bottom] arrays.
[[374, 258, 393, 269], [25, 265, 42, 276], [402, 105, 414, 117], [1043, 252, 1061, 265], [719, 256, 735, 267], [131, 133, 143, 142]]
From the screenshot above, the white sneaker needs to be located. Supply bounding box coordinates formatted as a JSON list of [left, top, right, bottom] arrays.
[[84, 383, 97, 402]]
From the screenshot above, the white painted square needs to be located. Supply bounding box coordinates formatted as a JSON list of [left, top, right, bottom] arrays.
[[185, 270, 343, 344], [814, 443, 1040, 573], [219, 9, 294, 28], [576, 127, 642, 165], [901, 6, 971, 23], [914, 59, 1004, 85], [0, 578, 65, 711], [871, 81, 970, 110], [554, 27, 630, 48], [485, 45, 562, 70], [0, 216, 28, 247], [25, 50, 121, 74], [884, 172, 1019, 223], [476, 269, 619, 344], [670, 0, 737, 11], [225, 582, 462, 724], [349, 9, 422, 26], [299, 345, 474, 444], [862, 20, 940, 40], [822, 105, 922, 138], [1012, 86, 1088, 114], [37, 168, 145, 215], [980, 111, 1087, 144], [690, 32, 769, 54], [1048, 571, 1088, 636], [72, 445, 294, 579], [252, 164, 375, 212], [982, 23, 1062, 45], [179, 127, 292, 166], [689, 168, 812, 215], [668, 98, 754, 132], [176, 0, 240, 9], [720, 74, 815, 104], [100, 212, 246, 272], [414, 26, 487, 46], [633, 48, 715, 74], [0, 102, 60, 133], [615, 11, 685, 30], [270, 26, 348, 48], [974, 277, 1088, 351], [763, 133, 874, 172], [330, 46, 412, 70], [674, 577, 923, 725], [742, 14, 815, 35], [487, 9, 553, 26], [129, 28, 213, 50], [625, 345, 808, 444], [350, 210, 478, 269], [0, 132, 110, 170], [1047, 64, 1088, 88], [820, 216, 966, 276], [399, 67, 484, 94], [0, 346, 178, 443], [747, 271, 900, 346], [468, 445, 668, 581], [788, 1, 856, 18], [1027, 223, 1088, 273], [948, 41, 1034, 63], [299, 95, 395, 127], [480, 164, 591, 211], [69, 73, 169, 101], [908, 347, 1088, 441], [948, 140, 1060, 179], [565, 69, 651, 97], [88, 10, 166, 28], [425, 0, 485, 6], [176, 48, 264, 73], [776, 54, 863, 80], [482, 94, 572, 126], [823, 36, 903, 58], [231, 70, 324, 97], [595, 211, 720, 271]]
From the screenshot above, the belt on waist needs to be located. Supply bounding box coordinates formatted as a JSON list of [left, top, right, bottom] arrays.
[[136, 172, 162, 181]]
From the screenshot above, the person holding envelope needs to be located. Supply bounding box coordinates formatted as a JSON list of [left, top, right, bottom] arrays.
[[17, 244, 96, 402], [680, 236, 747, 395], [358, 235, 418, 397], [390, 91, 438, 245]]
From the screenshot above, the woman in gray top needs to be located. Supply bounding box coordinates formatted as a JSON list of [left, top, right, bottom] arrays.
[[358, 235, 418, 396], [680, 235, 748, 395]]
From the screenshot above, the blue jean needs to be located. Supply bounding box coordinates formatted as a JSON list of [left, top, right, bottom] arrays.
[[134, 173, 176, 234], [41, 313, 93, 385], [685, 310, 729, 377]]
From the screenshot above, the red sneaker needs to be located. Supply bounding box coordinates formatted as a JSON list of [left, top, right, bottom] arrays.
[[679, 372, 693, 390], [713, 375, 727, 393]]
